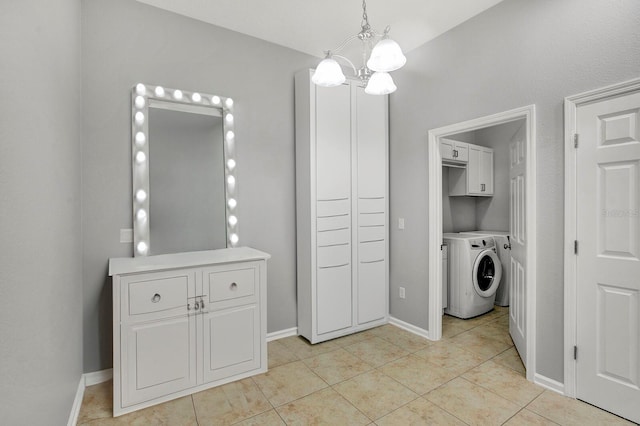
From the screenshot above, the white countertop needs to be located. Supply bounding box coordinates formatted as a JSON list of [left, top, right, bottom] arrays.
[[109, 246, 271, 276]]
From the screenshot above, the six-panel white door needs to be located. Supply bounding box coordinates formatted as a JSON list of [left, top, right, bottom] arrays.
[[575, 90, 640, 424]]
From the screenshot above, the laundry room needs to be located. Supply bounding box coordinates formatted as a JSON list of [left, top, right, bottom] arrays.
[[440, 118, 526, 369]]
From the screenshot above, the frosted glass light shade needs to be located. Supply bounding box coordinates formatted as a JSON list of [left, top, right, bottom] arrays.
[[312, 58, 346, 87], [367, 38, 406, 72], [365, 72, 397, 95]]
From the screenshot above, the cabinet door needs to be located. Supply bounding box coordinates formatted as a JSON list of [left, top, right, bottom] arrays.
[[440, 139, 455, 161], [315, 84, 351, 201], [355, 87, 388, 325], [454, 142, 469, 163], [121, 315, 196, 407], [467, 145, 483, 194], [481, 149, 494, 195], [201, 304, 260, 383]]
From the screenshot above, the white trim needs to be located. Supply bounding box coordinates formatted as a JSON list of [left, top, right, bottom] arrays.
[[534, 373, 566, 395], [67, 376, 85, 426], [427, 105, 537, 383], [389, 316, 431, 339], [84, 368, 113, 386], [563, 76, 640, 399], [266, 327, 298, 342]]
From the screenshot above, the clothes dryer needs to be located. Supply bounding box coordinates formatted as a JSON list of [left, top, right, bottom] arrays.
[[466, 231, 511, 306], [443, 233, 502, 319]]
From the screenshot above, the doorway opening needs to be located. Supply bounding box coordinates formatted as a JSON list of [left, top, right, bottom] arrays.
[[427, 105, 537, 383]]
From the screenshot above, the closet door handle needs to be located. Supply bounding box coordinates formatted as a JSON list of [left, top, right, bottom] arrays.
[[230, 282, 238, 291], [151, 293, 161, 303]]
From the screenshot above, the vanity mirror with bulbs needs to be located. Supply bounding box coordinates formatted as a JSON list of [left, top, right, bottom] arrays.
[[108, 83, 269, 416]]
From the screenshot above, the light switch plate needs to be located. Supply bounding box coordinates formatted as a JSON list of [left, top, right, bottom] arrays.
[[398, 218, 405, 230], [120, 229, 133, 243]]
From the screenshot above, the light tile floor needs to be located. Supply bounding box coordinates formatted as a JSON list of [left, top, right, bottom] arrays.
[[78, 307, 634, 425]]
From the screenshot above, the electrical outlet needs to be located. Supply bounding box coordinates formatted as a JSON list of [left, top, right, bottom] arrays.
[[399, 287, 406, 299], [398, 218, 405, 230], [120, 228, 133, 243]]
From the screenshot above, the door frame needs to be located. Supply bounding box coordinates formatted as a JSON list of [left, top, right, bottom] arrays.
[[563, 76, 640, 398], [427, 105, 537, 383]]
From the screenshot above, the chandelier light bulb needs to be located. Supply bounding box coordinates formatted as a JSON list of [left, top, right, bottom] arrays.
[[312, 57, 346, 87], [365, 72, 397, 95]]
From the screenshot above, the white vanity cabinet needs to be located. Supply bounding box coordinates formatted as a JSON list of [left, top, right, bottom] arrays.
[[448, 144, 494, 196], [109, 247, 269, 416], [294, 69, 389, 344]]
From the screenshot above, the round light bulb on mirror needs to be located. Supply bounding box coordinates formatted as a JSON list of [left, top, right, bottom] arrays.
[[226, 131, 234, 141], [154, 86, 165, 97], [137, 241, 148, 255], [228, 215, 238, 226], [227, 159, 236, 170], [135, 151, 146, 164], [230, 234, 239, 245], [211, 96, 221, 105], [135, 83, 146, 96], [136, 209, 147, 221], [173, 89, 183, 100], [134, 112, 145, 125], [134, 96, 145, 109], [225, 113, 234, 124], [135, 132, 146, 146], [227, 175, 236, 185], [225, 98, 234, 108], [191, 92, 202, 102], [135, 189, 147, 202], [228, 198, 237, 209]]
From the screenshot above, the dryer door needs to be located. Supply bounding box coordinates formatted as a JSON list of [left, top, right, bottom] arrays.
[[472, 250, 502, 297]]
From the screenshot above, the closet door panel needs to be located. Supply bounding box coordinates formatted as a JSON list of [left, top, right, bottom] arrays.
[[317, 265, 352, 334], [358, 260, 386, 324], [355, 87, 387, 197], [316, 85, 351, 201]]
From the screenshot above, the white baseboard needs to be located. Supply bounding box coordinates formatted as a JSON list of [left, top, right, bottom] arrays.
[[389, 316, 431, 340], [266, 327, 298, 342], [534, 373, 565, 395], [67, 376, 85, 426], [84, 368, 113, 386]]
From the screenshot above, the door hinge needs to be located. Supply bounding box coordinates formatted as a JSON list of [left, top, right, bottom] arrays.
[[574, 345, 578, 360], [574, 240, 578, 255], [574, 134, 579, 148]]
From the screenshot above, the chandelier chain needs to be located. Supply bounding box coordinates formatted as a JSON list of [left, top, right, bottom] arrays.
[[360, 0, 370, 32]]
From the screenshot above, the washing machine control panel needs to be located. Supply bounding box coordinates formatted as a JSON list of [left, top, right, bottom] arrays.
[[470, 238, 495, 249]]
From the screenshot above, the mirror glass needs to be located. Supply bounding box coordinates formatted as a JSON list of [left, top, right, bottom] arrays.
[[131, 84, 239, 257]]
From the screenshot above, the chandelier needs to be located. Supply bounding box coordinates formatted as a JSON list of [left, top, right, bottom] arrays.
[[312, 0, 406, 95]]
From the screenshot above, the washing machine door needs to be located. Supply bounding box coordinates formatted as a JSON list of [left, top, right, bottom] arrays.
[[472, 249, 502, 297]]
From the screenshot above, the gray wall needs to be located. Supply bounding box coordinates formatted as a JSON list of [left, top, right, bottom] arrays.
[[389, 0, 640, 382], [82, 0, 317, 372], [0, 0, 83, 424]]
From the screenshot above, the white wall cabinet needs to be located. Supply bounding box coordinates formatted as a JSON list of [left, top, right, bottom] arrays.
[[448, 143, 494, 196], [109, 247, 269, 416], [441, 138, 469, 165], [295, 69, 389, 344]]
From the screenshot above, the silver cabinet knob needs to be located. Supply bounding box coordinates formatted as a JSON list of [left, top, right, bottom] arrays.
[[199, 298, 205, 309], [151, 293, 161, 303]]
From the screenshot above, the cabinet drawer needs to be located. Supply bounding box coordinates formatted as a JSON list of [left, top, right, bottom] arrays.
[[359, 240, 386, 263], [206, 267, 256, 304], [317, 228, 350, 247], [317, 244, 350, 268], [359, 212, 385, 227], [358, 198, 385, 214], [126, 273, 190, 320], [317, 199, 350, 217], [358, 225, 385, 243], [317, 214, 350, 232]]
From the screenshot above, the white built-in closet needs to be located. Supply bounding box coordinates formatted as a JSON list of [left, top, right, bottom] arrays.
[[295, 69, 389, 344]]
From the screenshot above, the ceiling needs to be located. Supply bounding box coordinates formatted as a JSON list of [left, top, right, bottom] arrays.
[[136, 0, 505, 58]]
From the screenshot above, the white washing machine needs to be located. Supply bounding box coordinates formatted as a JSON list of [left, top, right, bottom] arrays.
[[467, 231, 511, 307], [443, 233, 502, 319]]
